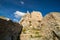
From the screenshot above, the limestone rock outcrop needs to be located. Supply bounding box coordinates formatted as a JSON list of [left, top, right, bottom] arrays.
[[20, 11, 60, 40], [40, 12, 60, 40], [20, 11, 43, 40], [20, 11, 43, 29]]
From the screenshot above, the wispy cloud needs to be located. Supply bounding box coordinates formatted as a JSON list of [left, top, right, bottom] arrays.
[[20, 1, 24, 5], [13, 11, 26, 22], [14, 11, 26, 18]]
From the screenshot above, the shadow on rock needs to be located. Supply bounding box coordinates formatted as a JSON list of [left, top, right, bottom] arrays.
[[0, 18, 23, 40]]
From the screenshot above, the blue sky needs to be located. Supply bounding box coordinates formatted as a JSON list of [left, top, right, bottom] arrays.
[[0, 0, 60, 22]]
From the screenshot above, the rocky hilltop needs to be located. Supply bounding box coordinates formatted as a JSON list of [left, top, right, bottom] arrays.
[[20, 11, 43, 29], [20, 11, 60, 40], [0, 11, 60, 40]]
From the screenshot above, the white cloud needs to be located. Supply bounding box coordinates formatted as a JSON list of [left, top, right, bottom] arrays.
[[20, 1, 24, 5], [14, 11, 26, 18]]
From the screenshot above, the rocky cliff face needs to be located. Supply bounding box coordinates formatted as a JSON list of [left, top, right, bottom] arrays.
[[20, 11, 43, 40], [0, 17, 23, 40], [0, 12, 60, 40], [40, 12, 60, 40], [20, 11, 42, 29], [20, 11, 60, 40]]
